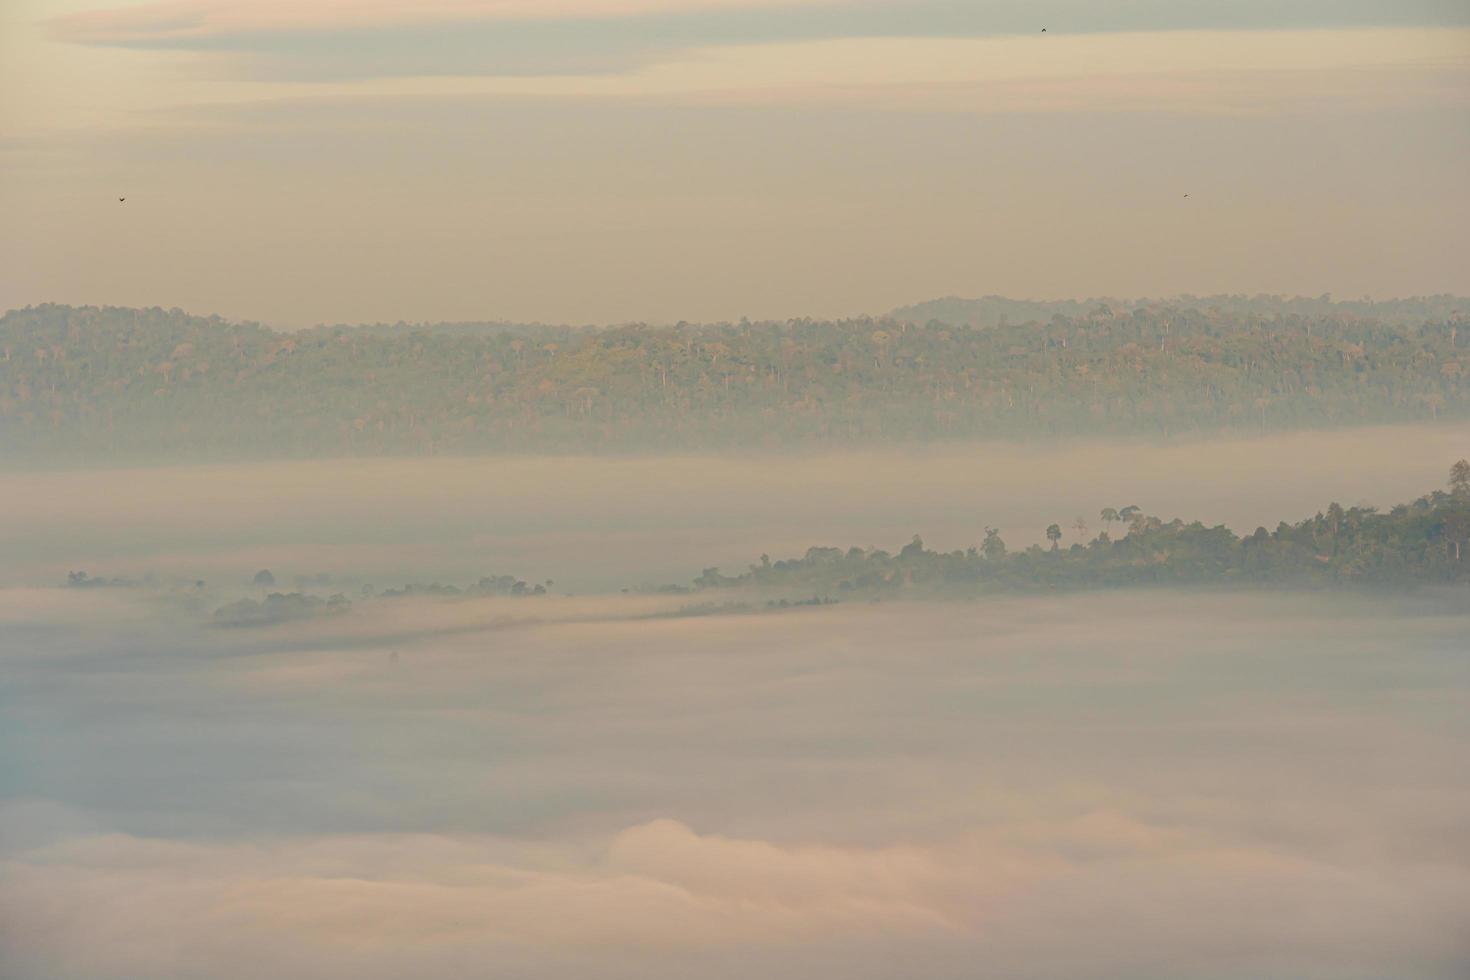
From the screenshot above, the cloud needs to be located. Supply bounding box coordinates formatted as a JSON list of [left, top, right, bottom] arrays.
[[0, 820, 971, 971], [46, 0, 1470, 52], [451, 28, 1470, 114], [42, 0, 1470, 92], [33, 18, 1470, 116], [4, 811, 1466, 979], [49, 0, 855, 45]]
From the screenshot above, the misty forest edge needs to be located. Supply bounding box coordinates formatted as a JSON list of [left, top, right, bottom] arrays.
[[60, 463, 1470, 626]]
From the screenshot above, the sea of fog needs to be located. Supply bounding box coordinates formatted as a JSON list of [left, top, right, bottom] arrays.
[[1, 588, 1467, 979], [2, 423, 1469, 978], [3, 423, 1469, 593]]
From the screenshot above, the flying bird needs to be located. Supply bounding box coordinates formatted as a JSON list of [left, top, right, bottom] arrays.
[[118, 197, 126, 202]]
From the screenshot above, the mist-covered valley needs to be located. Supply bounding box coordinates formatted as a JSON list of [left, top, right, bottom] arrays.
[[3, 423, 1470, 977], [3, 583, 1468, 979]]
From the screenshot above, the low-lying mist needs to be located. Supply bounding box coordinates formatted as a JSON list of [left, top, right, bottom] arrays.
[[3, 423, 1468, 593], [2, 586, 1467, 979], [3, 424, 1468, 978]]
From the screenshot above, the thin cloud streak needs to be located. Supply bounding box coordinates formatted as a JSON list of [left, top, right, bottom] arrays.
[[346, 29, 1470, 113], [46, 0, 1470, 51], [50, 0, 857, 44], [23, 28, 1470, 127]]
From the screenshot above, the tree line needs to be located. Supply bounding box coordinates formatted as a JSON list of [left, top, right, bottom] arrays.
[[686, 462, 1470, 597], [62, 463, 1470, 612], [3, 300, 1467, 461]]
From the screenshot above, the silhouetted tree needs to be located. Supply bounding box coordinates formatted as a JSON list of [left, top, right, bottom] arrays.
[[1452, 459, 1470, 498]]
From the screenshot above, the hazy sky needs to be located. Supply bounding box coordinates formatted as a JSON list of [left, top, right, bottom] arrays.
[[3, 0, 1468, 325]]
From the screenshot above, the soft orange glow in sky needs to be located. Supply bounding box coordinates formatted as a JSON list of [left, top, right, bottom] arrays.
[[3, 0, 1468, 323]]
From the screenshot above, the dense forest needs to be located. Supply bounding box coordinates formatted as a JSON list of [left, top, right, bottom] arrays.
[[891, 293, 1470, 328], [3, 298, 1468, 461], [684, 462, 1470, 598]]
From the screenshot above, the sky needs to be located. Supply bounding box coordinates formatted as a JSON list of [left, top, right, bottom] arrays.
[[2, 0, 1468, 325]]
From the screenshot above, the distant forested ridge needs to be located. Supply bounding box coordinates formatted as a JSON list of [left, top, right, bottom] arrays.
[[890, 293, 1470, 329], [3, 299, 1468, 461], [686, 463, 1470, 598]]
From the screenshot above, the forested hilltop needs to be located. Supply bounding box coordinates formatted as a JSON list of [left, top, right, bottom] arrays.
[[3, 299, 1468, 462], [683, 462, 1470, 599], [891, 293, 1470, 328]]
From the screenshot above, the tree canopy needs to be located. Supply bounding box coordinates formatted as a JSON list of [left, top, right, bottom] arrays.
[[4, 300, 1467, 462]]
